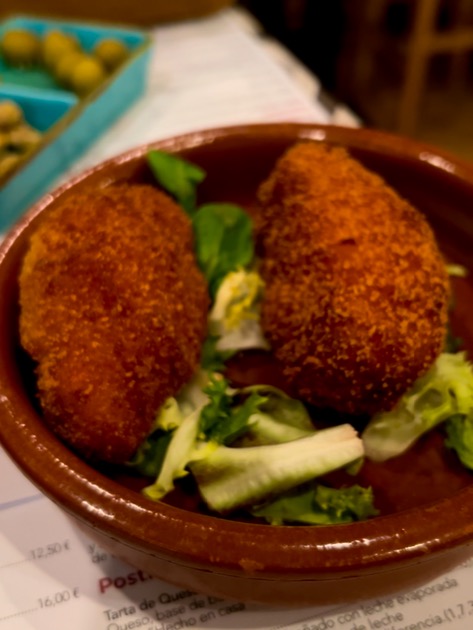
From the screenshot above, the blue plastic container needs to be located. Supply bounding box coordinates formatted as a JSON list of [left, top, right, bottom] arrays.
[[0, 84, 77, 130], [0, 16, 152, 231]]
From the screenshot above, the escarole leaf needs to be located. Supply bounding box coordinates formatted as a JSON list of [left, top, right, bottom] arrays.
[[200, 335, 236, 373], [128, 371, 208, 498], [189, 424, 364, 513], [142, 406, 203, 501], [241, 385, 315, 431], [198, 376, 233, 436], [445, 413, 473, 470], [362, 352, 473, 462], [235, 385, 315, 446], [128, 430, 174, 478], [237, 412, 313, 446], [128, 397, 184, 477], [147, 150, 256, 302], [147, 150, 205, 215], [208, 268, 269, 352], [199, 375, 267, 445], [192, 204, 254, 299], [134, 377, 368, 521], [251, 484, 378, 525]]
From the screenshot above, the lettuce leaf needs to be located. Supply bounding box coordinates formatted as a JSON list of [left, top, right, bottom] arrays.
[[142, 407, 204, 501], [251, 483, 378, 525], [208, 268, 269, 352], [445, 413, 473, 470], [128, 372, 209, 479], [199, 375, 267, 445], [189, 424, 365, 513], [192, 204, 254, 299], [146, 150, 205, 215], [235, 385, 315, 446], [127, 397, 184, 477], [134, 375, 366, 518], [147, 150, 256, 301], [128, 430, 173, 478], [200, 335, 236, 373], [363, 352, 473, 461]]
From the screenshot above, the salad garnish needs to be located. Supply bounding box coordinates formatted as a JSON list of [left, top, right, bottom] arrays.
[[129, 149, 473, 525]]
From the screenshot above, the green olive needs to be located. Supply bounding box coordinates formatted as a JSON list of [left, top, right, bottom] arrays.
[[93, 37, 129, 72], [8, 123, 42, 152], [70, 56, 106, 96], [0, 153, 21, 178], [42, 30, 79, 70], [0, 131, 10, 151], [53, 50, 86, 87], [0, 100, 23, 131], [0, 29, 41, 67]]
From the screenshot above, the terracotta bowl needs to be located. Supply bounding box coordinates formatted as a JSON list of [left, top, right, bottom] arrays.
[[1, 123, 473, 607]]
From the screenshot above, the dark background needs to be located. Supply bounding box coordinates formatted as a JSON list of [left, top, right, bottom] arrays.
[[239, 0, 347, 93], [238, 0, 473, 162]]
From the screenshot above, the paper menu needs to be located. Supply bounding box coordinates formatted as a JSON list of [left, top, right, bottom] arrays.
[[1, 447, 473, 630]]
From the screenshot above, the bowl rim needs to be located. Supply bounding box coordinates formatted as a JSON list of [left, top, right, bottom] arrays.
[[2, 121, 473, 579]]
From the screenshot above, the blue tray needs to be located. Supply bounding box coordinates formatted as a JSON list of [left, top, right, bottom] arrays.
[[0, 15, 152, 231]]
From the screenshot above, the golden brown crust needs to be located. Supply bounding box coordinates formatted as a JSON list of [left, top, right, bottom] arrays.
[[254, 142, 450, 415], [19, 184, 209, 463]]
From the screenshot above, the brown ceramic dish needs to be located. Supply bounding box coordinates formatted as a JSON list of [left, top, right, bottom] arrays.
[[1, 123, 473, 607]]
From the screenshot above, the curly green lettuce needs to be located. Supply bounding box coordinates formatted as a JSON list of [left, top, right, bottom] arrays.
[[362, 352, 473, 462], [189, 424, 365, 513], [445, 413, 473, 470], [130, 376, 370, 519], [251, 483, 378, 525], [208, 268, 269, 353]]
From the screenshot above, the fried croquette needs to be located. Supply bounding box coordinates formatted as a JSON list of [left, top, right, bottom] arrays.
[[254, 142, 450, 416], [19, 184, 209, 463]]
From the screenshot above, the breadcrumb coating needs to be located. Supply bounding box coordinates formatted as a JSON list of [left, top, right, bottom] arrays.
[[254, 142, 450, 415], [19, 184, 209, 463]]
